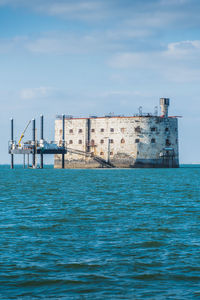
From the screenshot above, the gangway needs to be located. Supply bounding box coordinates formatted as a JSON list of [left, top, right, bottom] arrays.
[[66, 147, 115, 168]]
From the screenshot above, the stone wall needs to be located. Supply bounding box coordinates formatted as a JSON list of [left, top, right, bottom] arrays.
[[54, 115, 179, 168]]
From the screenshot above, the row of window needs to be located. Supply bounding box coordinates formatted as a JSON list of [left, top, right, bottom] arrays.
[[66, 139, 124, 145], [61, 127, 171, 134], [66, 138, 173, 145], [99, 151, 113, 156], [64, 128, 115, 134]]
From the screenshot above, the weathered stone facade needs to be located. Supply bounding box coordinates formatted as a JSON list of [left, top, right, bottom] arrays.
[[54, 99, 179, 168]]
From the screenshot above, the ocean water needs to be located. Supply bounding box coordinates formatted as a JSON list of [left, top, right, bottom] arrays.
[[0, 165, 200, 299]]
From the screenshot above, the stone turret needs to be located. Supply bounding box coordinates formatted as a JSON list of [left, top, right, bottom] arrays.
[[160, 98, 170, 117]]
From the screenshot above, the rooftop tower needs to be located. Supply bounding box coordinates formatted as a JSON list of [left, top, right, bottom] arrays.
[[160, 98, 170, 117]]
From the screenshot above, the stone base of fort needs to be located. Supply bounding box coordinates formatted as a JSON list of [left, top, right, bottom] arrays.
[[54, 158, 179, 169]]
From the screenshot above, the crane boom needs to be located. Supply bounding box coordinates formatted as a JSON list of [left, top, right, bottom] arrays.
[[18, 120, 31, 147]]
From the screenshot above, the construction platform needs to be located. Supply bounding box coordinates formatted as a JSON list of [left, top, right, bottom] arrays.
[[8, 115, 114, 169]]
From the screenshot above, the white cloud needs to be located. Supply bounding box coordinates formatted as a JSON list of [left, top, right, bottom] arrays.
[[160, 0, 189, 6], [20, 87, 55, 100], [0, 0, 106, 21], [25, 31, 126, 54], [164, 40, 200, 59], [109, 40, 200, 82], [39, 1, 102, 16]]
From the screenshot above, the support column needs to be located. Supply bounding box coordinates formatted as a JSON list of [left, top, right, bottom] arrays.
[[86, 118, 91, 152], [32, 119, 36, 168], [40, 115, 44, 169], [62, 114, 65, 169], [23, 154, 25, 169], [107, 138, 110, 163], [10, 118, 14, 169]]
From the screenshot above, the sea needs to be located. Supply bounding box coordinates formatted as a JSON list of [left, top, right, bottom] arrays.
[[0, 165, 200, 299]]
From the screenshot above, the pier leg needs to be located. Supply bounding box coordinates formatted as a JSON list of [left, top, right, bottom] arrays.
[[32, 119, 36, 168], [27, 154, 29, 168], [11, 154, 14, 169], [40, 154, 43, 169], [10, 118, 14, 169], [62, 114, 65, 169], [23, 154, 25, 169], [40, 115, 44, 169], [62, 154, 64, 169]]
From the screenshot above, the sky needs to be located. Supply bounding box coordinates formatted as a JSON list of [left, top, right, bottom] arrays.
[[1, 0, 200, 164]]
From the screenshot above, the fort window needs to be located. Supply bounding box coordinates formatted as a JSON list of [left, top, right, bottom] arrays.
[[59, 129, 62, 135], [121, 138, 125, 144], [100, 139, 104, 144], [110, 139, 114, 143], [135, 126, 141, 133], [91, 129, 95, 132], [69, 129, 73, 133], [135, 139, 140, 143], [100, 152, 104, 155], [69, 140, 73, 144], [101, 128, 104, 132], [166, 139, 171, 146], [151, 138, 156, 143], [91, 139, 95, 146], [78, 140, 82, 144], [78, 129, 83, 133], [165, 128, 169, 132], [110, 152, 113, 155], [110, 128, 114, 132], [151, 127, 156, 132]]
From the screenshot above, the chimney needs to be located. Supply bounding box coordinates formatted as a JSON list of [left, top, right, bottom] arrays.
[[160, 98, 170, 117]]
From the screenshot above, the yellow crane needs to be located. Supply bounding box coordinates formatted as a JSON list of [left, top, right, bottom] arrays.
[[18, 120, 31, 147]]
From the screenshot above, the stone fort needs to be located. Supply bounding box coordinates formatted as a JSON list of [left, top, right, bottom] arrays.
[[54, 98, 179, 168]]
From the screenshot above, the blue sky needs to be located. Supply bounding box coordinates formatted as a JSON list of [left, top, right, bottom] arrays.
[[1, 0, 200, 164]]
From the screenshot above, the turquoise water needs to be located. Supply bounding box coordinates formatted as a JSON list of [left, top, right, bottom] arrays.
[[0, 165, 200, 299]]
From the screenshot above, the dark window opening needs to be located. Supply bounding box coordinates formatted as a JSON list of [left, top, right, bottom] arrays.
[[165, 128, 169, 132], [78, 140, 82, 144], [101, 128, 104, 132], [151, 138, 156, 143], [110, 128, 114, 132], [69, 129, 73, 133], [78, 129, 83, 133], [100, 152, 104, 155], [69, 140, 73, 144], [151, 127, 156, 132], [135, 139, 140, 143], [135, 126, 141, 133], [91, 139, 95, 146], [110, 152, 113, 155], [121, 138, 125, 144], [166, 139, 171, 146], [91, 129, 95, 132], [100, 139, 104, 144], [110, 139, 114, 143]]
